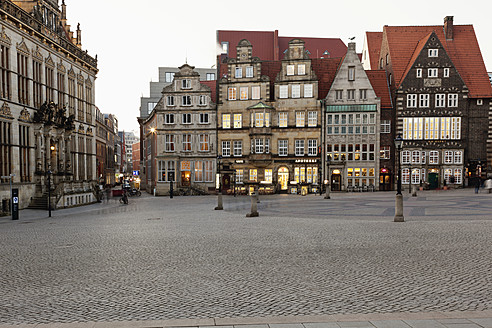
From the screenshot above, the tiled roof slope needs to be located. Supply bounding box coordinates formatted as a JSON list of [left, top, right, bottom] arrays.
[[199, 80, 217, 103], [383, 25, 492, 98], [366, 70, 393, 108], [278, 37, 347, 59], [365, 32, 383, 69], [218, 30, 347, 61], [312, 58, 343, 99]]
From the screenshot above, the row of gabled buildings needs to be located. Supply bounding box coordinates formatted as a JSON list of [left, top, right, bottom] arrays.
[[139, 17, 492, 195]]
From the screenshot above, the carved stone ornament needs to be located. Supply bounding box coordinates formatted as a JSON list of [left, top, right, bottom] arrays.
[[45, 55, 55, 68], [57, 61, 66, 73], [0, 102, 13, 119], [0, 25, 12, 46], [16, 39, 30, 56], [19, 107, 31, 122], [32, 46, 43, 61]]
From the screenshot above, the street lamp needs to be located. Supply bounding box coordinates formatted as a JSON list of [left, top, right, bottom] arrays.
[[47, 170, 52, 217], [324, 154, 331, 199], [215, 155, 223, 210], [394, 134, 404, 222]]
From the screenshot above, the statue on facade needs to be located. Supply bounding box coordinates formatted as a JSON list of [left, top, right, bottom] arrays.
[[33, 101, 57, 124], [65, 114, 75, 130], [55, 105, 67, 128]]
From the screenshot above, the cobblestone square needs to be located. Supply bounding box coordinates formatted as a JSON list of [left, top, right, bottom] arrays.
[[0, 189, 491, 326]]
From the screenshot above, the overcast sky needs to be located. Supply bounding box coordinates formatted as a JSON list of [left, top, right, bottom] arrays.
[[65, 0, 492, 133]]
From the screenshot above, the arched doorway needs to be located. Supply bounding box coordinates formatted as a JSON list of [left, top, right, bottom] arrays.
[[278, 167, 289, 192]]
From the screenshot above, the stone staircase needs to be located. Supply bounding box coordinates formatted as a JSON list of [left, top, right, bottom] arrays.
[[28, 193, 50, 210]]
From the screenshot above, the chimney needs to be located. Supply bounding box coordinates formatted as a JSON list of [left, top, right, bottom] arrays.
[[61, 0, 66, 20], [348, 42, 356, 52], [444, 16, 454, 40]]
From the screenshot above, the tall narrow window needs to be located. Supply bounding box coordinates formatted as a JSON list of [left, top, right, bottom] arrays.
[[165, 135, 175, 152], [298, 64, 306, 75], [443, 68, 450, 77], [235, 67, 242, 78], [182, 134, 192, 151], [252, 86, 260, 99], [416, 68, 422, 78], [57, 71, 65, 106], [348, 66, 355, 81], [0, 121, 11, 180], [304, 84, 313, 98], [286, 65, 295, 76], [308, 111, 317, 127], [222, 141, 231, 157], [199, 134, 209, 151], [240, 87, 248, 100], [246, 66, 253, 78], [33, 60, 42, 108], [228, 87, 236, 100], [222, 114, 231, 129], [435, 94, 446, 107], [0, 45, 11, 100], [85, 84, 93, 124], [292, 84, 300, 98], [233, 114, 242, 128], [279, 112, 287, 127], [419, 94, 429, 107], [46, 66, 55, 101], [407, 94, 417, 108], [233, 141, 242, 156], [77, 78, 84, 121], [68, 75, 75, 116], [296, 112, 305, 127], [295, 139, 304, 156], [279, 85, 288, 98], [278, 140, 288, 156]]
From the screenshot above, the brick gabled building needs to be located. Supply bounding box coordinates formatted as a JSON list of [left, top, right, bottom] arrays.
[[365, 16, 492, 189]]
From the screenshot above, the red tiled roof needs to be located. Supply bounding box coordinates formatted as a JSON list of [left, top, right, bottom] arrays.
[[366, 70, 393, 108], [312, 58, 343, 99], [277, 37, 347, 59], [365, 32, 383, 69], [259, 61, 282, 99], [199, 80, 217, 103], [217, 30, 347, 61], [382, 24, 492, 98]]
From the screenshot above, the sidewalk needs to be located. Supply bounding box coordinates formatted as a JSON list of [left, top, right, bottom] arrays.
[[1, 311, 491, 327]]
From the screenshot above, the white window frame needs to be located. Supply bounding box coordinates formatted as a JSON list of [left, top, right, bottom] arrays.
[[182, 134, 192, 152], [279, 85, 288, 99], [222, 141, 231, 157], [228, 87, 237, 100], [279, 112, 288, 128], [199, 95, 207, 106], [165, 134, 175, 152], [444, 68, 450, 77], [234, 113, 242, 128], [222, 114, 231, 129], [181, 79, 191, 89], [233, 140, 242, 156], [240, 87, 248, 100], [308, 111, 317, 127], [182, 95, 192, 106], [296, 112, 305, 127], [348, 66, 355, 81], [304, 84, 313, 98], [419, 94, 429, 108], [278, 140, 288, 156], [287, 65, 295, 76], [407, 94, 417, 108], [429, 151, 439, 164], [435, 94, 446, 107], [298, 64, 306, 75], [182, 113, 191, 124], [448, 94, 458, 107], [444, 150, 453, 164], [308, 139, 317, 156], [416, 68, 422, 78], [246, 66, 253, 78], [255, 138, 264, 154], [235, 67, 242, 78], [295, 139, 305, 156], [199, 134, 209, 152], [165, 113, 175, 124], [428, 68, 438, 78], [381, 120, 391, 133], [167, 96, 175, 106], [454, 151, 463, 164], [428, 49, 439, 57], [292, 84, 301, 98], [252, 86, 260, 100], [199, 113, 209, 124]]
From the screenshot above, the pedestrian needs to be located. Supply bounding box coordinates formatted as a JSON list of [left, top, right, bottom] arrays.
[[475, 177, 481, 194], [105, 185, 111, 203]]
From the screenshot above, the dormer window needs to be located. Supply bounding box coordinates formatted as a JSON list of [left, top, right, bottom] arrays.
[[246, 66, 253, 78], [287, 65, 295, 76], [298, 64, 306, 75], [235, 67, 242, 78], [428, 49, 439, 57], [181, 79, 191, 89]]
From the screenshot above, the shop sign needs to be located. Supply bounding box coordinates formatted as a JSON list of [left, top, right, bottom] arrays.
[[181, 161, 191, 171]]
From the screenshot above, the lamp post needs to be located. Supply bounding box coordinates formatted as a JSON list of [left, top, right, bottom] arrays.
[[325, 154, 331, 199], [394, 134, 404, 222], [215, 155, 223, 210], [47, 170, 52, 217]]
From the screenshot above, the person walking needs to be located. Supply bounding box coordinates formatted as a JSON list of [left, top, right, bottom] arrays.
[[475, 177, 481, 194]]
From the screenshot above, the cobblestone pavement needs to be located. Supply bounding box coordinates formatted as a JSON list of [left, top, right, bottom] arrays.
[[0, 189, 492, 326]]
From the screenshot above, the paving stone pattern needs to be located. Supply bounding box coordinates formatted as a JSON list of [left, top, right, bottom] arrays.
[[0, 190, 492, 325]]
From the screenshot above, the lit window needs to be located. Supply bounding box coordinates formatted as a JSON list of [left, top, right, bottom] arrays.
[[222, 114, 231, 129], [264, 169, 273, 183], [279, 112, 288, 127], [308, 111, 317, 127], [199, 134, 209, 151], [296, 112, 305, 127], [228, 87, 237, 100], [454, 151, 463, 164], [249, 169, 257, 182], [240, 87, 248, 100], [429, 151, 439, 164], [165, 135, 175, 152], [234, 114, 242, 128], [236, 169, 243, 183], [255, 112, 264, 127]]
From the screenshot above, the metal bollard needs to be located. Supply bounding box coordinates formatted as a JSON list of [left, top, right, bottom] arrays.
[[215, 191, 223, 210]]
